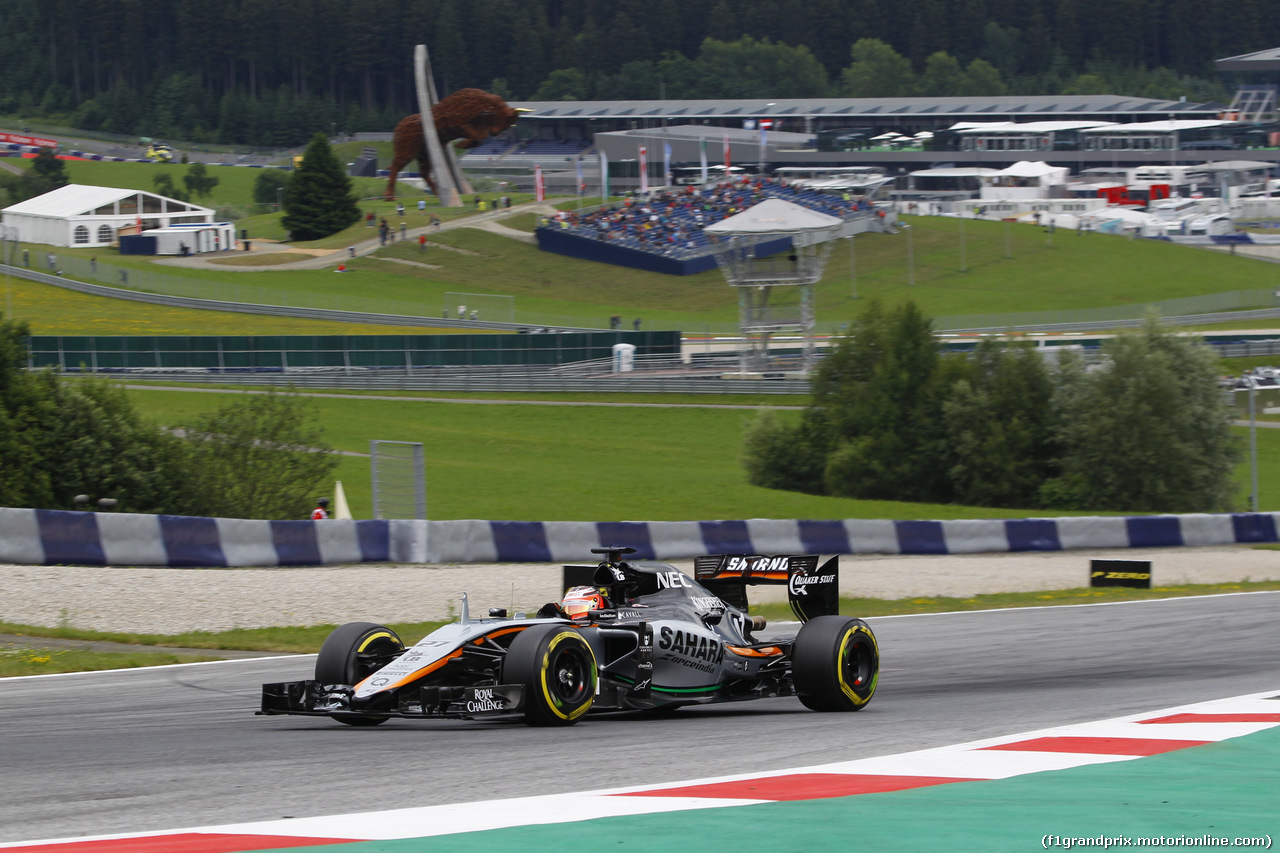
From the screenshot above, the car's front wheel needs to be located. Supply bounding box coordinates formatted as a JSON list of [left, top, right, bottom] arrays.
[[315, 622, 405, 726], [791, 615, 878, 712], [503, 624, 596, 726]]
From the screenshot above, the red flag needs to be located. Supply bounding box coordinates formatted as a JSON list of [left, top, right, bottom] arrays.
[[723, 133, 731, 174], [534, 164, 545, 202], [639, 145, 648, 194]]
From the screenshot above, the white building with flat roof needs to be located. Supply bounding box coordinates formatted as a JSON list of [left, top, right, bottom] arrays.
[[1, 183, 216, 248]]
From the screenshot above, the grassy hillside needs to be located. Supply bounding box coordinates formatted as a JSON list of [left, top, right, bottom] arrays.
[[26, 215, 1280, 335], [0, 275, 469, 335], [10, 157, 1280, 333], [122, 385, 1280, 521]]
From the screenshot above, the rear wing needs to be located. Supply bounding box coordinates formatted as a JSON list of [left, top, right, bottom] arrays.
[[694, 554, 839, 623]]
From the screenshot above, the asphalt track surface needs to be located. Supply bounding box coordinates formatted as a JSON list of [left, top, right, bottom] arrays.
[[2, 592, 1278, 844]]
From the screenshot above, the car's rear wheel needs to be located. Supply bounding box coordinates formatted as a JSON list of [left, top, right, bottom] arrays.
[[503, 624, 596, 726], [792, 616, 878, 712], [315, 622, 405, 726]]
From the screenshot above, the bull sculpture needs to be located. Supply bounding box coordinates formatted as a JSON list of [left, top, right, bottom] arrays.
[[385, 88, 527, 199]]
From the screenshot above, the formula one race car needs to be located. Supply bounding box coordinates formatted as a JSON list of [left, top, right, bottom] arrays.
[[259, 547, 878, 726]]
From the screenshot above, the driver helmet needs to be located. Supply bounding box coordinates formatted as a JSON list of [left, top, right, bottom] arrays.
[[561, 586, 608, 621]]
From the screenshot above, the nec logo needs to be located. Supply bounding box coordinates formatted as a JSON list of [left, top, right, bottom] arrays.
[[655, 571, 693, 590]]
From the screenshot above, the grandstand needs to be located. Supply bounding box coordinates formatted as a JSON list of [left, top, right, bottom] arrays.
[[535, 176, 888, 275]]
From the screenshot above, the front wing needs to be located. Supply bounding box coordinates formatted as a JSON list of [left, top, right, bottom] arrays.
[[259, 680, 525, 721]]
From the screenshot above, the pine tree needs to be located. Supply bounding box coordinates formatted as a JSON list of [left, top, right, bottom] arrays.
[[280, 132, 360, 242]]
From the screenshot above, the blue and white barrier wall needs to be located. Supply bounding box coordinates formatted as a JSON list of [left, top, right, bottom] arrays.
[[3, 507, 1280, 567], [0, 508, 408, 567], [429, 513, 1280, 563]]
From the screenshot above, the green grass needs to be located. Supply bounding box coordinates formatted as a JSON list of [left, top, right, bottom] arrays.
[[336, 215, 1280, 329], [19, 152, 1280, 333], [0, 619, 446, 656], [0, 645, 219, 676], [0, 275, 468, 336], [121, 384, 1280, 520], [15, 149, 1280, 335], [120, 383, 810, 408], [751, 579, 1280, 621], [55, 158, 315, 211], [33, 211, 1280, 334]]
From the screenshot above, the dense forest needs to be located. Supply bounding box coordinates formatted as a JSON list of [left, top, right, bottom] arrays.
[[1, 0, 1276, 147]]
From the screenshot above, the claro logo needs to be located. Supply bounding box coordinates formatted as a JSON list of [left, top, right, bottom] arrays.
[[788, 572, 835, 596]]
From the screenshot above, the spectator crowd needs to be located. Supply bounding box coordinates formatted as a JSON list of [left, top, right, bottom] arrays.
[[541, 176, 879, 258]]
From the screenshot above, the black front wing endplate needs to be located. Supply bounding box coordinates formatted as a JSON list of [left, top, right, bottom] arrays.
[[258, 680, 525, 720]]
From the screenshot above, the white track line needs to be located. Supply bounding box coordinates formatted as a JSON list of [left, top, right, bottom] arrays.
[[5, 687, 1277, 848]]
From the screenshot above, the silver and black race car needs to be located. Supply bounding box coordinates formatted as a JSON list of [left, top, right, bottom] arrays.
[[259, 547, 879, 726]]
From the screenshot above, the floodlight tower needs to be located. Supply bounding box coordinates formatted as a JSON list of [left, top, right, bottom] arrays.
[[705, 199, 843, 372]]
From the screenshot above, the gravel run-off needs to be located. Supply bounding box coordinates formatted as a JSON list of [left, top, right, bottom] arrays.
[[3, 546, 1278, 634]]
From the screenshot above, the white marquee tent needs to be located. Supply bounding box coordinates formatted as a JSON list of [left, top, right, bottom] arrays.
[[1, 184, 219, 248], [703, 197, 845, 245]]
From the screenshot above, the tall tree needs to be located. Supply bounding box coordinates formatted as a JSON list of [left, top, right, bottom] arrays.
[[280, 132, 360, 241], [942, 339, 1056, 507], [815, 299, 954, 502], [916, 52, 967, 96], [696, 36, 830, 99], [961, 59, 1008, 95], [838, 38, 915, 97]]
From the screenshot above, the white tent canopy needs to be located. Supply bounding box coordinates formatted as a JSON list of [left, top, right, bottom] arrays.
[[996, 160, 1069, 179], [908, 167, 1001, 178], [703, 198, 844, 237], [951, 120, 1116, 134], [1, 183, 216, 248], [1080, 119, 1230, 134]]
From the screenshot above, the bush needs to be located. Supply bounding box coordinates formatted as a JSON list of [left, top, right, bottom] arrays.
[[252, 168, 291, 206], [0, 317, 191, 513], [179, 389, 338, 520], [741, 410, 826, 494], [1041, 315, 1241, 513], [741, 304, 1241, 514]]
